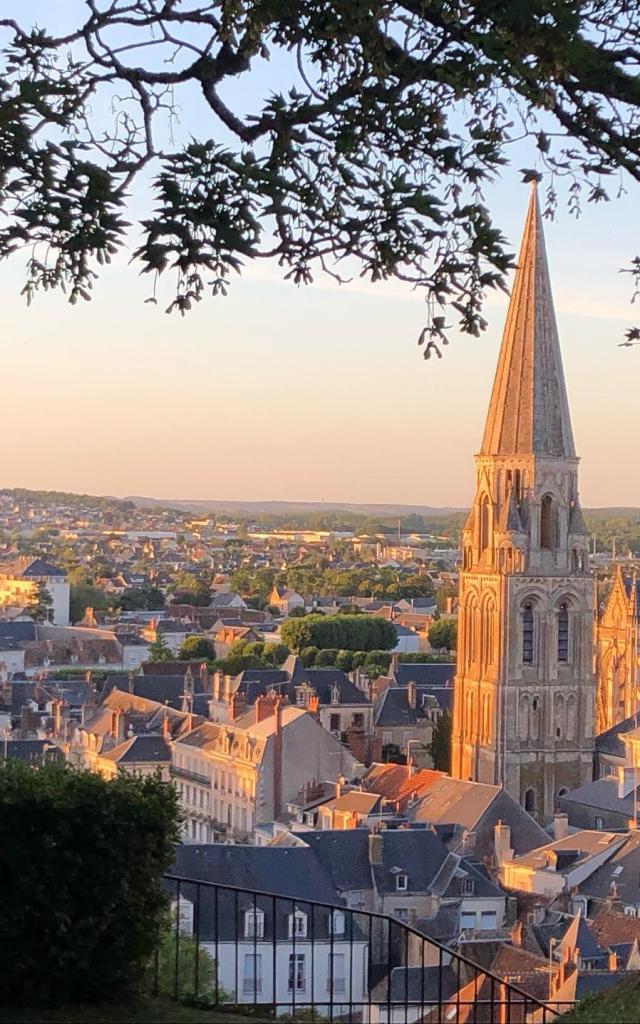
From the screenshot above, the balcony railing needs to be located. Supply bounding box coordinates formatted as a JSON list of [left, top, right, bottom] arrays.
[[158, 874, 575, 1022]]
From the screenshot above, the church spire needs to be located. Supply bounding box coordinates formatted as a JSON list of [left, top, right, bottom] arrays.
[[480, 182, 576, 459]]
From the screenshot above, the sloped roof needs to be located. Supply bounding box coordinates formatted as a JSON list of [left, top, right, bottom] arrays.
[[101, 733, 171, 764]]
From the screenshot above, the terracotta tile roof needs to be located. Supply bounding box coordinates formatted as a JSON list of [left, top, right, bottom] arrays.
[[362, 763, 443, 810], [591, 906, 640, 947]]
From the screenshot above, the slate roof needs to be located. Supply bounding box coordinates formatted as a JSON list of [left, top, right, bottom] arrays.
[[0, 739, 62, 764], [388, 965, 458, 1002], [559, 775, 640, 817], [374, 684, 452, 727], [0, 621, 38, 643], [391, 663, 455, 688], [102, 733, 172, 764], [102, 673, 204, 709], [591, 906, 640, 947], [577, 832, 640, 904], [20, 558, 66, 578], [595, 714, 639, 759], [167, 845, 348, 943], [300, 828, 454, 897]]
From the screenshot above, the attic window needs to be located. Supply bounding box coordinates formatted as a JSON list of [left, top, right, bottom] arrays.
[[396, 873, 408, 891], [462, 877, 475, 896]]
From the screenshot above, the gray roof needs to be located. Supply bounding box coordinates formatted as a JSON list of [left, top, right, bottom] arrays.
[[576, 833, 640, 903], [559, 776, 639, 816], [0, 739, 62, 764], [21, 558, 66, 578], [391, 663, 455, 688], [389, 966, 458, 1002], [107, 733, 172, 764], [0, 621, 38, 643], [595, 714, 638, 759], [300, 828, 454, 897], [374, 684, 452, 727]]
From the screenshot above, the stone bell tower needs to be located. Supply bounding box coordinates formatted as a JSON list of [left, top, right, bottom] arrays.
[[450, 183, 595, 823]]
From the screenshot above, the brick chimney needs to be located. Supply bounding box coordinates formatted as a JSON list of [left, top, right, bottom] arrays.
[[273, 698, 283, 821], [255, 692, 279, 724], [407, 680, 417, 710], [510, 920, 523, 948]]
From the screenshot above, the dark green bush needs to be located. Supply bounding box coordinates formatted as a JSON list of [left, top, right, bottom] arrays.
[[0, 760, 181, 1007]]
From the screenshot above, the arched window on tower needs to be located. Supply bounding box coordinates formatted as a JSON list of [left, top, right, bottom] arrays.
[[483, 599, 495, 669], [480, 495, 491, 554], [558, 603, 569, 663], [540, 494, 557, 551], [524, 788, 536, 814], [566, 695, 577, 741], [522, 603, 534, 664]]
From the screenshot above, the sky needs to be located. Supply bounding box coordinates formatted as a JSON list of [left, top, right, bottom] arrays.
[[3, 4, 640, 508]]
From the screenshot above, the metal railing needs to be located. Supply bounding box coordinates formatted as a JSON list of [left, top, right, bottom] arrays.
[[159, 874, 574, 1022]]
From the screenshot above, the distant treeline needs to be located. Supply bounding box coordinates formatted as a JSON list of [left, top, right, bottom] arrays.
[[0, 488, 135, 512]]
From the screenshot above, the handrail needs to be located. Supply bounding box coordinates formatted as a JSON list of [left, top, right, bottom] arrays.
[[162, 872, 563, 1017]]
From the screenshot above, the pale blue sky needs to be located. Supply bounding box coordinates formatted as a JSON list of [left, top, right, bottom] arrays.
[[3, 3, 639, 507]]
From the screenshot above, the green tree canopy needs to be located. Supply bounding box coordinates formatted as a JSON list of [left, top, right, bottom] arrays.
[[2, 4, 640, 345], [25, 581, 54, 623], [0, 760, 180, 1006], [149, 633, 174, 662], [429, 710, 452, 772], [179, 635, 214, 661], [428, 618, 457, 652], [281, 613, 396, 653]]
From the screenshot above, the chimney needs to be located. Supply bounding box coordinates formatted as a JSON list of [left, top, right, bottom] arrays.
[[510, 920, 523, 948], [231, 691, 247, 720], [494, 821, 513, 865], [335, 776, 343, 800], [368, 832, 383, 866], [553, 813, 569, 841], [391, 653, 399, 675], [608, 949, 618, 971], [162, 711, 170, 738], [120, 710, 129, 743], [110, 708, 121, 740], [181, 692, 193, 715], [273, 698, 283, 822], [127, 671, 134, 694], [52, 698, 62, 736], [255, 693, 279, 724], [618, 765, 636, 800], [407, 680, 417, 710]]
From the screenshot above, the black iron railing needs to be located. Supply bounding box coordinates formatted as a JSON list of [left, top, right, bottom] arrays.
[[159, 874, 574, 1022]]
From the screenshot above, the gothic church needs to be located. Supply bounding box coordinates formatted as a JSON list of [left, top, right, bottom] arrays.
[[451, 184, 596, 823]]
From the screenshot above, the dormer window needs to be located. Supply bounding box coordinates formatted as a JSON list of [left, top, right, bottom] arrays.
[[330, 910, 346, 936], [462, 877, 475, 896], [244, 908, 265, 939], [396, 873, 408, 892], [288, 910, 308, 938]]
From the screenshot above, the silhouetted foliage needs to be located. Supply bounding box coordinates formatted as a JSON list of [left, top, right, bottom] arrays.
[[0, 761, 181, 1007], [2, 4, 640, 345]]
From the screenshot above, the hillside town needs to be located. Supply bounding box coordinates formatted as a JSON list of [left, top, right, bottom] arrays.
[[6, 193, 640, 1019]]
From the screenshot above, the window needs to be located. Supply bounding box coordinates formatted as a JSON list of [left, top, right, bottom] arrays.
[[382, 731, 392, 745], [243, 953, 262, 994], [396, 873, 408, 891], [328, 952, 346, 994], [288, 910, 308, 939], [288, 954, 306, 992], [461, 911, 476, 930], [540, 494, 556, 551], [244, 909, 264, 940], [595, 816, 605, 831], [524, 788, 536, 814], [462, 877, 475, 896], [330, 910, 345, 936], [394, 908, 409, 922], [480, 495, 491, 554], [352, 713, 364, 728], [480, 911, 497, 930], [522, 604, 534, 664], [330, 714, 341, 732], [558, 604, 569, 663]]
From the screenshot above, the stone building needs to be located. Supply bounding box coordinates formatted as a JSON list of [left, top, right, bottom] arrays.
[[596, 566, 638, 733], [451, 183, 595, 823]]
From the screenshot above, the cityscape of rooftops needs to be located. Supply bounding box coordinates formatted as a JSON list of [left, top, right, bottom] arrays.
[[3, 3, 640, 1023]]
